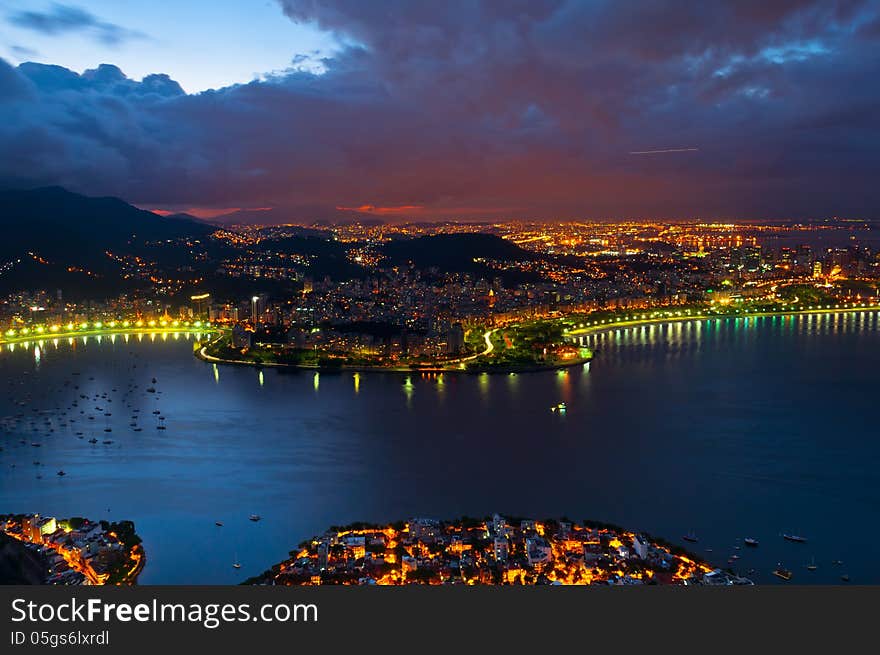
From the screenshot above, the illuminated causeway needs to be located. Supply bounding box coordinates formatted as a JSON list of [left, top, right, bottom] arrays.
[[1, 319, 219, 351]]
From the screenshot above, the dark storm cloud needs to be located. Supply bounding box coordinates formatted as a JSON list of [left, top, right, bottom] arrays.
[[8, 3, 145, 46], [1, 0, 879, 220]]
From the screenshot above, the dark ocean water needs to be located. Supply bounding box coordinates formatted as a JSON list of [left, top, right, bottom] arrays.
[[1, 315, 878, 584]]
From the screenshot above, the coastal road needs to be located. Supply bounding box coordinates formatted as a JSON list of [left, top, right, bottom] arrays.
[[199, 328, 499, 370], [436, 328, 496, 366], [482, 329, 495, 357], [457, 329, 495, 363]]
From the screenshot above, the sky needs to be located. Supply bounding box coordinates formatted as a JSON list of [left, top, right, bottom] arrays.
[[0, 0, 340, 92], [1, 0, 879, 222]]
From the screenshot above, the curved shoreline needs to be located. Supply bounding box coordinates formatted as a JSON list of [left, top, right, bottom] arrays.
[[0, 327, 219, 347], [195, 334, 592, 375], [194, 304, 879, 375], [6, 306, 873, 373], [564, 304, 880, 340], [245, 514, 725, 586]]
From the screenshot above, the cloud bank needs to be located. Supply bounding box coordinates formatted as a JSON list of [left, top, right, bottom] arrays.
[[1, 0, 879, 221]]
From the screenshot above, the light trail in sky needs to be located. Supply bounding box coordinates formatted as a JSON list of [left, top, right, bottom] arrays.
[[629, 147, 700, 155]]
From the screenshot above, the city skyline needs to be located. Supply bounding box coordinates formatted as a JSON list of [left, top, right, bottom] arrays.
[[1, 1, 880, 222], [3, 15, 880, 655]]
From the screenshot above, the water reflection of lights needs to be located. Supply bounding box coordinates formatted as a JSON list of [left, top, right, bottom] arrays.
[[478, 372, 489, 396], [3, 331, 208, 355], [403, 375, 414, 407]]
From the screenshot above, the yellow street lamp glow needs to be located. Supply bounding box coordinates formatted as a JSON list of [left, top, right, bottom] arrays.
[[123, 321, 130, 327], [5, 329, 15, 337], [94, 322, 102, 329], [108, 321, 116, 328], [160, 320, 168, 327], [67, 323, 75, 330], [136, 320, 144, 327], [172, 320, 179, 327], [50, 325, 60, 332], [80, 323, 89, 329], [36, 326, 44, 333], [21, 328, 29, 335], [194, 321, 202, 327], [148, 320, 156, 327]]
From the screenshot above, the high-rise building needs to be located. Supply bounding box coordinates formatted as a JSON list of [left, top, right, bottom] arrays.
[[190, 293, 211, 317], [250, 294, 268, 325], [446, 322, 465, 355], [633, 534, 649, 559], [231, 324, 253, 349], [797, 245, 813, 266]]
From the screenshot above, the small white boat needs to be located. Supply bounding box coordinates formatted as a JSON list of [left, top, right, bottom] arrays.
[[249, 514, 261, 522]]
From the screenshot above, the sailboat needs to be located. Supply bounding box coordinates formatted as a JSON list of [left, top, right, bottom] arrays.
[[233, 553, 241, 569], [773, 563, 793, 581], [806, 557, 817, 571], [782, 532, 807, 543]]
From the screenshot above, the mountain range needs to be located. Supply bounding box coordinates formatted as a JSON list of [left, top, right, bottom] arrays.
[[0, 186, 549, 299], [0, 186, 213, 297]]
